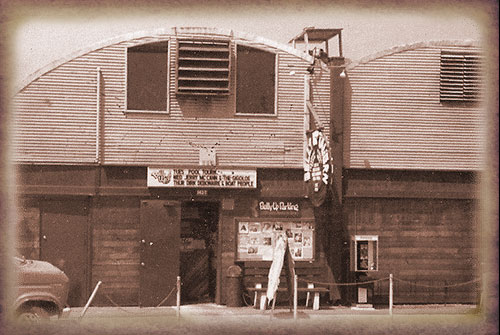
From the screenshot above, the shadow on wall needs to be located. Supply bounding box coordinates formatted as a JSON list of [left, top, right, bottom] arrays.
[[314, 187, 351, 305]]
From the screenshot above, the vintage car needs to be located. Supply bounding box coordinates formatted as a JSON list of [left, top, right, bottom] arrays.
[[14, 256, 70, 322]]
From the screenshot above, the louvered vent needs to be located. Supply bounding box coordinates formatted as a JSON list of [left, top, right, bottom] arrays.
[[440, 51, 482, 102], [176, 39, 231, 95]]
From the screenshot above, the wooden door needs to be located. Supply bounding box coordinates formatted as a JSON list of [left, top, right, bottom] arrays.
[[139, 200, 180, 307], [40, 199, 89, 307]]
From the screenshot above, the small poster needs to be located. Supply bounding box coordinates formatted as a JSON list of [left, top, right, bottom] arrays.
[[239, 222, 249, 233], [293, 247, 303, 259], [239, 235, 249, 246], [248, 246, 259, 255], [262, 222, 273, 233], [261, 234, 273, 261], [248, 222, 261, 233], [238, 235, 250, 256], [303, 231, 312, 247], [303, 247, 313, 259]]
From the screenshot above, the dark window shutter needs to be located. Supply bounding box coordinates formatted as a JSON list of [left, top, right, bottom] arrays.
[[176, 39, 231, 95], [440, 51, 482, 103]]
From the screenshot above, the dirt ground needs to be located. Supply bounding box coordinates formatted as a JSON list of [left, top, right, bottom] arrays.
[[4, 303, 497, 335]]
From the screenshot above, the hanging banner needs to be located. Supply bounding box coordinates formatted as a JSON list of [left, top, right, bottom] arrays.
[[148, 167, 257, 188], [304, 129, 331, 207]]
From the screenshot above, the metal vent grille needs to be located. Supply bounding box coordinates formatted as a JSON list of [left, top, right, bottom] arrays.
[[176, 39, 231, 95], [440, 51, 482, 102]]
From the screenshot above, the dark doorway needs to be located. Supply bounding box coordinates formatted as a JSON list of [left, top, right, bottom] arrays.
[[139, 200, 181, 307], [40, 199, 89, 307], [180, 201, 219, 304]]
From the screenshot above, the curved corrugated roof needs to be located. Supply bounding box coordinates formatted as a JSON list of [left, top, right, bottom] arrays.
[[346, 40, 481, 71], [15, 26, 316, 94]]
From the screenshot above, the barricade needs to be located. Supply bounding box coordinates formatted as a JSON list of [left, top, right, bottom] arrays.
[[79, 276, 182, 319], [77, 274, 480, 321], [291, 274, 481, 319]]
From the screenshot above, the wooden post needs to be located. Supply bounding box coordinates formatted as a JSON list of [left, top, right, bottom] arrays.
[[305, 283, 314, 307], [304, 74, 310, 171], [254, 283, 262, 307], [389, 274, 393, 316], [80, 281, 102, 319], [444, 280, 448, 307], [176, 276, 181, 319], [293, 274, 298, 320], [270, 292, 277, 319], [338, 33, 343, 58], [284, 242, 295, 312]]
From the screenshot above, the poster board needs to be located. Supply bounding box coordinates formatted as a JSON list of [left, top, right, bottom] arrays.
[[236, 219, 315, 262]]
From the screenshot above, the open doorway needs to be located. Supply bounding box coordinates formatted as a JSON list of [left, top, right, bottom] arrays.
[[180, 201, 219, 303]]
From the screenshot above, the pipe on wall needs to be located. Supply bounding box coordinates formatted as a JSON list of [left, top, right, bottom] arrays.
[[96, 67, 101, 163]]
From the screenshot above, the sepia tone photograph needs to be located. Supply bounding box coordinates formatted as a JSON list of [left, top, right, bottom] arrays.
[[0, 1, 498, 334]]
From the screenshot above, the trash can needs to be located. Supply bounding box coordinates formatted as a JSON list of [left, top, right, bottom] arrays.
[[226, 265, 242, 307]]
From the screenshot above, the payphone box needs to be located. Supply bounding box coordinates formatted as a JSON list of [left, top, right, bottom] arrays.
[[351, 235, 378, 272]]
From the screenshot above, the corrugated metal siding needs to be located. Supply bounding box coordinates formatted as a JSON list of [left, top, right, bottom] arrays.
[[13, 57, 99, 163], [13, 31, 330, 168], [346, 45, 484, 171]]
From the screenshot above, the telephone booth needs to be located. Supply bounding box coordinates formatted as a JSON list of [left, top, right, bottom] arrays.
[[351, 235, 378, 308]]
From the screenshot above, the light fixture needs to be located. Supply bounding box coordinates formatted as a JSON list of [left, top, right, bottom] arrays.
[[339, 70, 346, 78]]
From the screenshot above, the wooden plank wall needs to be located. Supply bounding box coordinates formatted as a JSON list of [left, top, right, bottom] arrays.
[[345, 198, 480, 304], [16, 204, 40, 260], [91, 197, 141, 306]]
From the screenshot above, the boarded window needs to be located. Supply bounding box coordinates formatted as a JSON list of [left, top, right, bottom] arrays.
[[127, 41, 168, 111], [440, 51, 482, 103], [176, 39, 230, 95], [236, 45, 276, 114]]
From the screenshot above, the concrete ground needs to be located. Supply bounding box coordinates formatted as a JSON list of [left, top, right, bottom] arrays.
[[5, 303, 496, 335]]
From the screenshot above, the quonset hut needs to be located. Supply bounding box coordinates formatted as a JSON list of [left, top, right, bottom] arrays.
[[341, 40, 483, 305], [13, 27, 340, 307]]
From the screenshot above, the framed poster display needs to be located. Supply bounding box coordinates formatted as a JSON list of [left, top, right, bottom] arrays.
[[236, 218, 315, 261]]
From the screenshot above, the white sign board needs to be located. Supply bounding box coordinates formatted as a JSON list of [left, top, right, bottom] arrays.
[[148, 167, 257, 188], [266, 236, 287, 301]]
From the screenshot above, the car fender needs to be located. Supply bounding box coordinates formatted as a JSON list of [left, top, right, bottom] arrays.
[[14, 289, 64, 313]]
